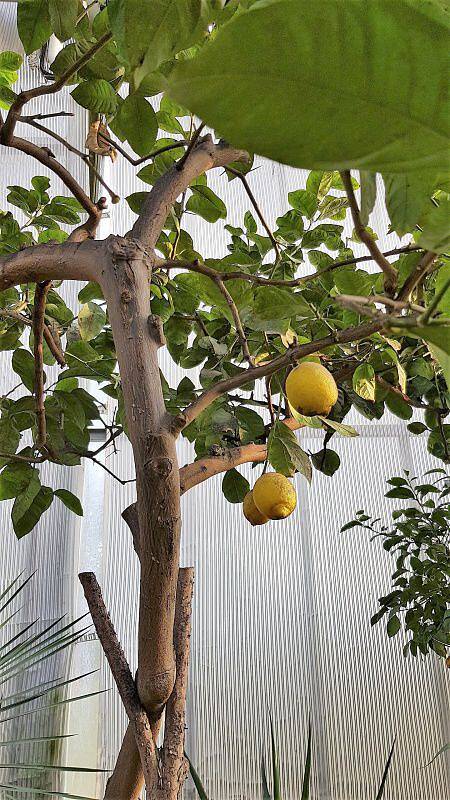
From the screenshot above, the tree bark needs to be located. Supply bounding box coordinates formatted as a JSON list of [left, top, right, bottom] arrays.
[[98, 237, 182, 752]]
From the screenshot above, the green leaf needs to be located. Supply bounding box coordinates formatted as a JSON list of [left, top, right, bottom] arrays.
[[78, 302, 107, 342], [13, 483, 53, 539], [268, 420, 312, 481], [318, 417, 359, 437], [428, 342, 450, 392], [222, 468, 250, 503], [359, 171, 377, 226], [407, 422, 427, 435], [12, 348, 40, 392], [186, 186, 227, 223], [311, 448, 340, 476], [385, 487, 414, 499], [386, 615, 401, 638], [385, 390, 413, 420], [0, 51, 23, 72], [108, 0, 202, 80], [71, 80, 119, 115], [113, 95, 158, 156], [383, 172, 438, 235], [0, 418, 20, 467], [54, 489, 83, 516], [0, 463, 36, 501], [17, 0, 52, 54], [419, 197, 450, 251], [352, 364, 376, 401], [253, 287, 312, 322], [48, 0, 78, 41], [167, 0, 450, 174], [126, 191, 150, 215]]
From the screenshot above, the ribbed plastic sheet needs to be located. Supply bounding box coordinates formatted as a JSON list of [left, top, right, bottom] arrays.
[[0, 4, 448, 797]]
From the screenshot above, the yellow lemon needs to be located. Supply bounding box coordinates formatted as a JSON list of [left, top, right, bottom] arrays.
[[243, 491, 269, 526], [286, 361, 338, 416], [252, 473, 297, 520]]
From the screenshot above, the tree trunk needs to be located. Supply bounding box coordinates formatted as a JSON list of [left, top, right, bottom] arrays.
[[98, 236, 183, 797]]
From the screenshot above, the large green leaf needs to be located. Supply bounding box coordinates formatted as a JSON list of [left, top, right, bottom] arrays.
[[186, 186, 227, 223], [48, 0, 78, 41], [17, 0, 52, 55], [268, 421, 311, 481], [108, 0, 202, 81], [383, 172, 438, 235], [167, 0, 450, 173], [113, 94, 158, 156], [71, 79, 119, 115]]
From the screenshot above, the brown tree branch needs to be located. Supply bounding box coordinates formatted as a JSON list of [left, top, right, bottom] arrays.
[[33, 281, 51, 451], [177, 319, 387, 430], [8, 135, 100, 222], [1, 32, 112, 144], [175, 123, 205, 171], [160, 568, 195, 795], [78, 572, 159, 793], [160, 245, 422, 289], [98, 131, 189, 167], [226, 166, 281, 261], [340, 170, 398, 294], [397, 250, 437, 301], [213, 274, 254, 365], [0, 308, 65, 366], [0, 240, 102, 292], [20, 117, 120, 204], [131, 135, 249, 249]]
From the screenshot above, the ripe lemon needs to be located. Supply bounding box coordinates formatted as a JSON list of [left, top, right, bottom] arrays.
[[243, 491, 269, 526], [286, 361, 338, 416], [252, 473, 297, 520]]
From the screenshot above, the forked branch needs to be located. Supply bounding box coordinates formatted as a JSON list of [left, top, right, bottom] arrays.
[[78, 572, 159, 792], [131, 135, 249, 249]]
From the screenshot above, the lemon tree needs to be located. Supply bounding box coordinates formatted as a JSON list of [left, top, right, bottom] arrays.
[[0, 1, 449, 796]]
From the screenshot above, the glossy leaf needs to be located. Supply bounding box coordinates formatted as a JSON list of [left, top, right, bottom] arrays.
[[168, 0, 450, 173], [17, 0, 52, 54]]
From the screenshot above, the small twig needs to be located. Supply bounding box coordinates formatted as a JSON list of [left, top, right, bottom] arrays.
[[340, 170, 398, 294], [21, 117, 119, 204], [98, 131, 189, 167], [161, 246, 422, 289], [397, 250, 437, 301], [0, 308, 65, 366], [1, 32, 112, 144], [20, 112, 74, 122], [78, 572, 159, 790], [213, 275, 254, 365], [176, 123, 205, 171], [227, 166, 281, 262], [33, 281, 52, 451], [266, 376, 275, 425]]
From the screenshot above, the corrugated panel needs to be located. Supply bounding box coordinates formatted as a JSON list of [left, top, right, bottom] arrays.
[[0, 8, 88, 794], [0, 8, 448, 797]]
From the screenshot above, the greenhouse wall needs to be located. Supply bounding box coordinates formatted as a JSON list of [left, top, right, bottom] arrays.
[[0, 4, 448, 798]]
